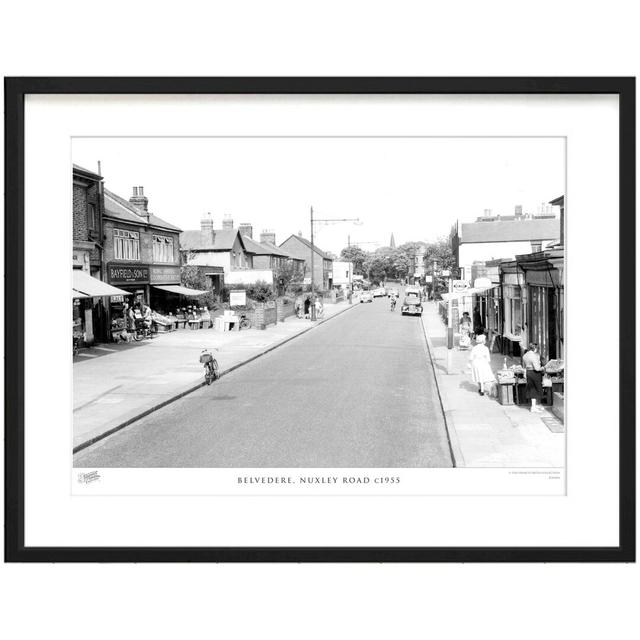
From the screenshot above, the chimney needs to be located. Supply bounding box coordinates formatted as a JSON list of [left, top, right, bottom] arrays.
[[200, 213, 215, 243], [260, 229, 276, 245], [222, 214, 234, 230], [515, 204, 523, 217], [238, 223, 253, 239], [483, 209, 492, 217], [129, 185, 149, 214]]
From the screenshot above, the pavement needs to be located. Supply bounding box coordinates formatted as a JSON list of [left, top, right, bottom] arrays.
[[421, 301, 565, 468], [73, 300, 356, 451], [74, 294, 453, 468]]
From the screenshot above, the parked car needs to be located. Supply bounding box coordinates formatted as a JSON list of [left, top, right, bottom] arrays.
[[372, 287, 386, 297], [401, 294, 423, 316], [360, 291, 374, 303]]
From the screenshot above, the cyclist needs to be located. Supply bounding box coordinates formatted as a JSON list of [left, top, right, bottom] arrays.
[[390, 297, 397, 311]]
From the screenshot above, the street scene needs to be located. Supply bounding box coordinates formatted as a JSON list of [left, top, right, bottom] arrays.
[[73, 137, 565, 469]]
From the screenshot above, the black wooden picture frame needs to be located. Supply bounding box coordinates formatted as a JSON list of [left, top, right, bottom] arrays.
[[4, 77, 635, 562]]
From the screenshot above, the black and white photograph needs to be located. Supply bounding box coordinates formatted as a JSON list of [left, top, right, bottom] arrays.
[[5, 77, 632, 562], [71, 136, 566, 473]]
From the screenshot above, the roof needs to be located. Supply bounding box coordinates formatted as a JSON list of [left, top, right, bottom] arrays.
[[280, 234, 333, 260], [73, 164, 103, 181], [459, 219, 560, 244], [103, 188, 182, 233], [241, 235, 293, 258], [180, 228, 247, 252]]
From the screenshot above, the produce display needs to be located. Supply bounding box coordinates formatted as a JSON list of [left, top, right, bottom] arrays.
[[544, 359, 565, 374]]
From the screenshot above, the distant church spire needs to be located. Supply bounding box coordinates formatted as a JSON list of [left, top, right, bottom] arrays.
[[389, 233, 396, 249]]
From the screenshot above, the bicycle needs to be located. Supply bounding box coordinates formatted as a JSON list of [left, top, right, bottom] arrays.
[[239, 313, 252, 330], [199, 348, 219, 385]]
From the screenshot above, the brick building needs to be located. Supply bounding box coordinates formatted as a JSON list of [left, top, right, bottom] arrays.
[[102, 186, 183, 336], [72, 165, 109, 344], [279, 234, 334, 291]]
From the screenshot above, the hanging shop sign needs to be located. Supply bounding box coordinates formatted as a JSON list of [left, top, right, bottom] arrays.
[[107, 263, 150, 285], [150, 265, 181, 285], [452, 280, 469, 292]]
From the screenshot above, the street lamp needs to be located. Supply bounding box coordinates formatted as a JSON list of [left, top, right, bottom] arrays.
[[309, 206, 360, 320]]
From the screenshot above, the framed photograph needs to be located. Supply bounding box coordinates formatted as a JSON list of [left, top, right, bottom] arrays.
[[4, 77, 635, 562]]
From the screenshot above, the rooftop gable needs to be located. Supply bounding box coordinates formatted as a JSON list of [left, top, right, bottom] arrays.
[[180, 228, 249, 252], [279, 234, 333, 260], [103, 188, 182, 233]]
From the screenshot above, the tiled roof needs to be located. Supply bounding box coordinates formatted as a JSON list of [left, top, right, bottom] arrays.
[[280, 234, 333, 260], [242, 235, 292, 257], [103, 188, 182, 232], [460, 219, 560, 244], [180, 228, 245, 252]]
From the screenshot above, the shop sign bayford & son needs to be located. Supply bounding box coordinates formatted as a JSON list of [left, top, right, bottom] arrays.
[[107, 263, 150, 285]]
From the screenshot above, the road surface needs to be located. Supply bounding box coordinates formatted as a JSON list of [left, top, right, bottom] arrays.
[[74, 294, 453, 467]]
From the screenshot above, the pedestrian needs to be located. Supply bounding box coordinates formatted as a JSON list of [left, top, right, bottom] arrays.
[[315, 297, 324, 318], [473, 304, 483, 336], [523, 342, 545, 412], [304, 297, 311, 318], [459, 312, 472, 349], [468, 334, 495, 396]]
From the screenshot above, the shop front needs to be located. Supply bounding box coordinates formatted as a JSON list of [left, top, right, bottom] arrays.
[[72, 269, 130, 348], [149, 265, 182, 315], [522, 250, 563, 361], [105, 262, 150, 339]]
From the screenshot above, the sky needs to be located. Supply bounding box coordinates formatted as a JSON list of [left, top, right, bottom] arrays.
[[73, 137, 565, 255]]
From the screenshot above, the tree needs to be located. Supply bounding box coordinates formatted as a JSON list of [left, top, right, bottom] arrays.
[[180, 255, 216, 307], [339, 246, 367, 275], [423, 237, 457, 295], [275, 259, 303, 293], [363, 253, 390, 283]]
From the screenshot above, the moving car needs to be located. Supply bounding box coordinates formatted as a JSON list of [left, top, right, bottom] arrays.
[[401, 294, 423, 316], [372, 287, 386, 297], [387, 289, 399, 299], [360, 291, 374, 303]]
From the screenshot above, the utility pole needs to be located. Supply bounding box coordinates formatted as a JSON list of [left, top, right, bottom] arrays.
[[447, 274, 454, 374], [308, 208, 361, 320], [310, 206, 316, 320]]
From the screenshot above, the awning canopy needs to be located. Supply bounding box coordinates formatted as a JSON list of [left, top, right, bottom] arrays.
[[441, 284, 499, 302], [153, 284, 207, 296], [72, 270, 130, 298]]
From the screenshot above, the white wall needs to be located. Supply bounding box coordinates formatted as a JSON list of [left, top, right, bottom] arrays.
[[331, 261, 353, 285], [459, 240, 556, 278], [225, 269, 274, 285], [186, 251, 231, 272]]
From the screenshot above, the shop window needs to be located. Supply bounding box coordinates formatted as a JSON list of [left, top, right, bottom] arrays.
[[153, 234, 174, 263], [114, 228, 140, 260]]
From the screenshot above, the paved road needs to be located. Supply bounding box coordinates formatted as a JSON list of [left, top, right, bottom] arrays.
[[74, 294, 453, 468]]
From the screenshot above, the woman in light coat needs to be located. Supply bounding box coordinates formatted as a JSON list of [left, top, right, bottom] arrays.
[[468, 334, 495, 396]]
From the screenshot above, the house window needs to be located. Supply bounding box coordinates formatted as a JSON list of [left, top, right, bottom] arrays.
[[153, 234, 174, 263], [87, 203, 97, 231], [531, 241, 542, 253], [114, 228, 140, 260]]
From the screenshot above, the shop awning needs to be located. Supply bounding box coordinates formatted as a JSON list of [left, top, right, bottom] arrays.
[[72, 270, 130, 298], [441, 284, 499, 302], [152, 284, 207, 296]]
